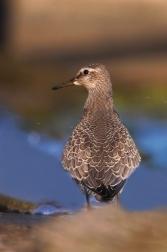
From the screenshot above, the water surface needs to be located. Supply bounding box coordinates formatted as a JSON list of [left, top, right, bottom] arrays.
[[0, 106, 166, 212]]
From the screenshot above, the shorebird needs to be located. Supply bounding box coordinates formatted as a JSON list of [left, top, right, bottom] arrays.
[[52, 63, 141, 208]]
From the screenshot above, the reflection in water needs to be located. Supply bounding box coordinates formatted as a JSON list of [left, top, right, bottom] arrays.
[[0, 107, 166, 212]]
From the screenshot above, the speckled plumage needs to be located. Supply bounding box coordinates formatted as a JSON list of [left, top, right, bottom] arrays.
[[53, 63, 141, 206]]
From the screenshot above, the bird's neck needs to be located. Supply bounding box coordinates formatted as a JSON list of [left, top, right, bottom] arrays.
[[83, 89, 114, 119]]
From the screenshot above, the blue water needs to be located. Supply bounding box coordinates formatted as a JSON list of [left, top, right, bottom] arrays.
[[0, 107, 167, 213]]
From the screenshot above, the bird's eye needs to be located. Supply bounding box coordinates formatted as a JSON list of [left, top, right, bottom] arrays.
[[83, 69, 89, 75]]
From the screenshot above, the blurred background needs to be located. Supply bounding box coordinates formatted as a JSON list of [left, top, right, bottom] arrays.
[[0, 0, 167, 212]]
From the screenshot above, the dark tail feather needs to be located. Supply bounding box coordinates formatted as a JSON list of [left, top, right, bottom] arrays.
[[88, 180, 127, 202], [108, 179, 127, 198]]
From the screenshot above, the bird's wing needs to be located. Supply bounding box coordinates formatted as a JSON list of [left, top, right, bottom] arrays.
[[62, 122, 140, 191]]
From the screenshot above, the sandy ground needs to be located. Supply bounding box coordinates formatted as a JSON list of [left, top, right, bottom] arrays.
[[0, 205, 167, 252]]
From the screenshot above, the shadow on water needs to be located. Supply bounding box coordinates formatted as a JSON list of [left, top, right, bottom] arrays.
[[0, 105, 167, 214]]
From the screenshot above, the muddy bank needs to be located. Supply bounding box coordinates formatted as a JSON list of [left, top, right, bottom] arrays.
[[0, 205, 166, 252], [0, 212, 50, 251], [28, 206, 167, 252]]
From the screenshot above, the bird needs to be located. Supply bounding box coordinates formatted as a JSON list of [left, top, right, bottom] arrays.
[[52, 63, 141, 208]]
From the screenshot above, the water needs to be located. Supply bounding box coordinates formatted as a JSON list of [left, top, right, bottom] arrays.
[[0, 107, 167, 214], [0, 108, 84, 211]]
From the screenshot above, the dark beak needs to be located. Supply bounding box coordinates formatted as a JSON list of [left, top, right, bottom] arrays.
[[52, 78, 75, 90]]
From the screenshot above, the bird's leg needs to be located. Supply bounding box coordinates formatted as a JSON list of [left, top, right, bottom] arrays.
[[116, 193, 120, 205], [84, 187, 92, 210]]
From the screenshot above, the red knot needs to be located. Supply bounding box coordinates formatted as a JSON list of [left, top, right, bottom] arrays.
[[52, 63, 141, 209]]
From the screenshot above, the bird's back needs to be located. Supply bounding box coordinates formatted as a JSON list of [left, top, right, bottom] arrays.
[[62, 106, 141, 202]]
